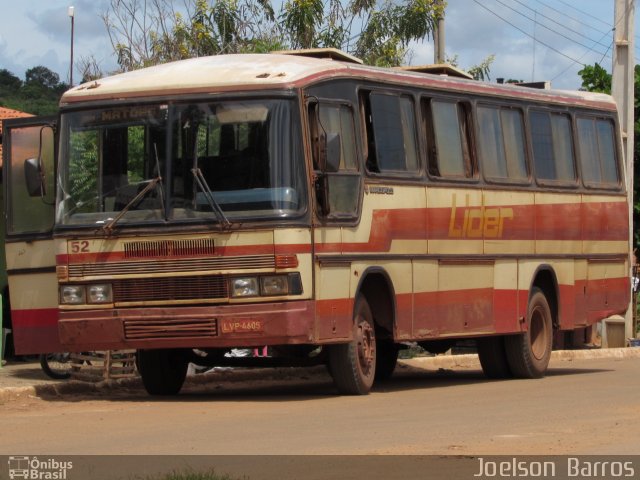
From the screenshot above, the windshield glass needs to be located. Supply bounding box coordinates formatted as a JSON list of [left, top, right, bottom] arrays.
[[56, 99, 305, 227]]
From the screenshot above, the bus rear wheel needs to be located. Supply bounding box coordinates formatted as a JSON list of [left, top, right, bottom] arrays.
[[477, 336, 512, 379], [505, 288, 553, 378], [328, 295, 376, 395], [137, 348, 189, 395]]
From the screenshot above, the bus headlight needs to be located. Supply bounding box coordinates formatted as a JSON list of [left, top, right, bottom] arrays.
[[87, 284, 113, 304], [60, 285, 86, 305], [230, 274, 302, 298], [260, 275, 289, 296], [230, 277, 259, 297]]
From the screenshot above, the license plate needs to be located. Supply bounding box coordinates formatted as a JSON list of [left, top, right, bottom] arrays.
[[220, 318, 263, 334]]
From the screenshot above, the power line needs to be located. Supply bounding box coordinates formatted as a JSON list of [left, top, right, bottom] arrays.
[[550, 0, 636, 82], [470, 0, 588, 67], [491, 0, 611, 59], [531, 0, 611, 37], [550, 31, 613, 83], [534, 0, 640, 48], [510, 0, 611, 51], [555, 0, 613, 30]]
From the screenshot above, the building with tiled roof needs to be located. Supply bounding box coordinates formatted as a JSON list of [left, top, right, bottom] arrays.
[[0, 107, 33, 165]]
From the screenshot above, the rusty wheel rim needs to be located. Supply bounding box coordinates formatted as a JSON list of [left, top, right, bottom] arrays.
[[356, 320, 375, 376]]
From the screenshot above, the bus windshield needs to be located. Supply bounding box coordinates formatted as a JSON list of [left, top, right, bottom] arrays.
[[56, 99, 305, 227]]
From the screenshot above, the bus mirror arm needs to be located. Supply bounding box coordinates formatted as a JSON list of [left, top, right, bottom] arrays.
[[314, 172, 331, 216], [24, 157, 45, 197]]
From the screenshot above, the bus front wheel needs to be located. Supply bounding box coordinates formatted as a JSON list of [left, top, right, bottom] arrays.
[[504, 287, 553, 378], [137, 348, 189, 395], [328, 295, 376, 395]]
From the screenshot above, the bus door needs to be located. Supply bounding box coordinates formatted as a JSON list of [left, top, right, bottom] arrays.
[[308, 99, 361, 342], [2, 116, 59, 354]]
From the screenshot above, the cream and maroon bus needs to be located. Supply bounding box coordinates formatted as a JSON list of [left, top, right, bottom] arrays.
[[41, 49, 629, 395]]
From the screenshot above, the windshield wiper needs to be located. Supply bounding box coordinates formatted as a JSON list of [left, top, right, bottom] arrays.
[[101, 176, 163, 234], [191, 167, 231, 229]]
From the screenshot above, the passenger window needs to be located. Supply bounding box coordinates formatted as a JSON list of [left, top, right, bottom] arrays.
[[530, 111, 576, 183], [477, 106, 527, 181], [577, 117, 619, 187], [363, 92, 419, 174], [428, 99, 474, 178]]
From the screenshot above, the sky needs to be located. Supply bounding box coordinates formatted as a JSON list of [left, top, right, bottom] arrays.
[[0, 0, 636, 91]]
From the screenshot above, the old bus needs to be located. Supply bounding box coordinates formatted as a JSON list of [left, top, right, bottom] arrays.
[[36, 49, 629, 395]]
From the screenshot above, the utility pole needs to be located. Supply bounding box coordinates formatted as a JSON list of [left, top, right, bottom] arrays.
[[434, 3, 445, 64], [68, 6, 75, 86], [611, 0, 635, 341]]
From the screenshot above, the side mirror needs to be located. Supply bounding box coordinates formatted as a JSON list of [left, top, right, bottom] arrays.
[[324, 132, 341, 173], [24, 157, 45, 197], [318, 131, 341, 173]]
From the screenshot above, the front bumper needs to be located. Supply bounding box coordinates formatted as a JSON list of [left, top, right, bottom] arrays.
[[59, 301, 316, 351]]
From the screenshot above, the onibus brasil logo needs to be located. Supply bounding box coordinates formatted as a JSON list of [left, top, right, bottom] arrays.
[[8, 456, 73, 479]]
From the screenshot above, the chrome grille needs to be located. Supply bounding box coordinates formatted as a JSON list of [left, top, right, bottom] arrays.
[[124, 318, 218, 340], [124, 238, 215, 258], [113, 275, 228, 303], [68, 255, 275, 278]]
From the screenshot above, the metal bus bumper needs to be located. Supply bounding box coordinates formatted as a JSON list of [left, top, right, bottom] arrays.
[[59, 300, 317, 352]]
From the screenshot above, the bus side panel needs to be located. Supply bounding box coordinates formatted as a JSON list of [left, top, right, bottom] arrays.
[[412, 260, 438, 337], [483, 190, 534, 334], [582, 194, 630, 324], [586, 260, 630, 324], [314, 227, 353, 341], [342, 185, 427, 339], [6, 241, 61, 354], [493, 260, 519, 333], [535, 193, 582, 255], [426, 188, 495, 335], [553, 259, 578, 329], [573, 260, 588, 327], [349, 260, 413, 340]]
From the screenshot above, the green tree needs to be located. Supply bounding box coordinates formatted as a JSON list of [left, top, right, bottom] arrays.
[[102, 0, 445, 71], [103, 0, 279, 71], [579, 62, 640, 250], [446, 54, 495, 81], [0, 66, 66, 115], [0, 69, 22, 92], [578, 63, 612, 93], [25, 66, 61, 90]]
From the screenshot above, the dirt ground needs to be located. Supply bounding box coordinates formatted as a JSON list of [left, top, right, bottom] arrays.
[[1, 352, 639, 459]]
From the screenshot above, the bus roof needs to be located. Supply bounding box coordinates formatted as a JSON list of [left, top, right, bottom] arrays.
[[60, 52, 616, 111]]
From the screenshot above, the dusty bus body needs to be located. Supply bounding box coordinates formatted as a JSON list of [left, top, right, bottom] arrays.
[[51, 50, 630, 395]]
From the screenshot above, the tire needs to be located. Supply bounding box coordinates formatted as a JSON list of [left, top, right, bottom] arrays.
[[375, 341, 399, 381], [137, 349, 189, 395], [40, 353, 72, 380], [477, 336, 512, 379], [328, 296, 377, 395], [505, 288, 553, 378]]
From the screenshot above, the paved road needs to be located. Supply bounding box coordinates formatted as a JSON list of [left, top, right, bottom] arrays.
[[2, 354, 639, 459]]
